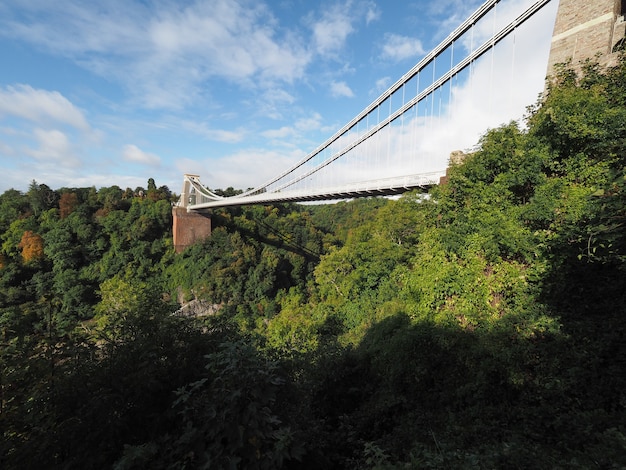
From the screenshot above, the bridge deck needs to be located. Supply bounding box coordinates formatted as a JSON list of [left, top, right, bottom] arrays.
[[187, 172, 445, 209]]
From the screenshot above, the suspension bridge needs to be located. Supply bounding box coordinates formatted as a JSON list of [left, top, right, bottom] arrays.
[[173, 0, 625, 251]]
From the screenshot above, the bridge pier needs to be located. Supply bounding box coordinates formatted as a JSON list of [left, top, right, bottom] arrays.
[[172, 207, 212, 253], [547, 0, 625, 77]]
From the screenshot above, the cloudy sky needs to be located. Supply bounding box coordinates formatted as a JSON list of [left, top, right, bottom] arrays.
[[0, 0, 558, 194]]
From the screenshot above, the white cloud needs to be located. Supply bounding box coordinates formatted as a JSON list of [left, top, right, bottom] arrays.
[[375, 77, 392, 94], [256, 88, 298, 121], [0, 126, 18, 135], [0, 139, 15, 156], [261, 113, 323, 140], [380, 34, 425, 62], [204, 129, 245, 144], [330, 81, 354, 98], [309, 0, 378, 57], [147, 1, 311, 84], [263, 88, 296, 106], [174, 157, 206, 182], [0, 1, 312, 110], [0, 84, 90, 130], [366, 5, 381, 25], [449, 0, 542, 55], [295, 113, 323, 131], [22, 128, 81, 168], [311, 7, 354, 56], [262, 126, 295, 139], [181, 121, 244, 143], [425, 0, 485, 42], [123, 144, 161, 166], [0, 86, 99, 188], [205, 148, 303, 191]]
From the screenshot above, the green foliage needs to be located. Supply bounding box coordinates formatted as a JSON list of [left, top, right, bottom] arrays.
[[1, 216, 38, 259], [3, 59, 626, 469], [27, 181, 58, 217], [95, 273, 172, 343], [264, 288, 321, 355], [117, 340, 304, 469], [0, 189, 29, 234], [165, 204, 323, 329]]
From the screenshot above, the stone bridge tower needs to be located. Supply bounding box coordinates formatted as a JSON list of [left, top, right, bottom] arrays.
[[172, 175, 212, 253], [547, 0, 625, 77]]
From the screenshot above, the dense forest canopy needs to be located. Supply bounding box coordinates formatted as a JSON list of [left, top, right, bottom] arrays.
[[1, 57, 626, 469]]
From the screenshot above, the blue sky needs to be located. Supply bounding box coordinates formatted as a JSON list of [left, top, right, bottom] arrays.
[[0, 0, 558, 194]]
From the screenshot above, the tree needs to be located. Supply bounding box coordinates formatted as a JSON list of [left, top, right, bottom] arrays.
[[18, 231, 44, 264], [97, 185, 125, 212], [117, 339, 304, 469], [214, 187, 243, 197], [27, 180, 58, 216], [0, 189, 28, 233], [1, 217, 37, 260], [58, 192, 79, 219]]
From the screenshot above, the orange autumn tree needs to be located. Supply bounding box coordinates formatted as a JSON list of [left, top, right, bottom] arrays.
[[19, 230, 44, 263]]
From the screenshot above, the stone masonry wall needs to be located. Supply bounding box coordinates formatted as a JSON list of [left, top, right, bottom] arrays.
[[172, 207, 212, 253], [547, 0, 625, 78]]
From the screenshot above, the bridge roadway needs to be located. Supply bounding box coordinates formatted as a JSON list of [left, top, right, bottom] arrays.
[[185, 171, 445, 209]]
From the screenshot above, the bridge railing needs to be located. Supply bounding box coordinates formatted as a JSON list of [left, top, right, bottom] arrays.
[[184, 171, 445, 209]]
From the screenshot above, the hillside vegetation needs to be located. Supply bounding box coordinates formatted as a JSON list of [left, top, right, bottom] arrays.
[[1, 58, 626, 469]]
